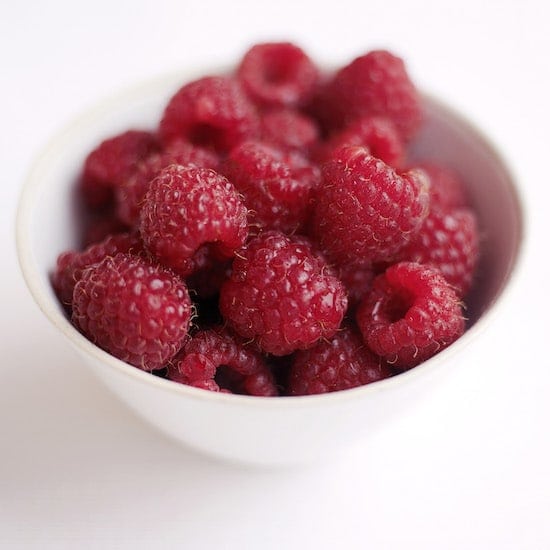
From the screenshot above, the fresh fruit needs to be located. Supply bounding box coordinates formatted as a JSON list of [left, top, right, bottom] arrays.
[[139, 164, 248, 276], [53, 43, 481, 396], [168, 327, 278, 396], [159, 76, 259, 152], [288, 325, 393, 395], [311, 145, 430, 266], [356, 262, 465, 369], [72, 253, 193, 371], [219, 231, 348, 355]]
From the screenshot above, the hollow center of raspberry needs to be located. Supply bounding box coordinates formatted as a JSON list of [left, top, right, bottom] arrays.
[[188, 123, 226, 150], [384, 290, 414, 323], [215, 365, 244, 393], [263, 57, 296, 84]]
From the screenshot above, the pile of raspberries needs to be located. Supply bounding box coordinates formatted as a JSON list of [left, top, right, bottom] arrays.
[[52, 43, 479, 397]]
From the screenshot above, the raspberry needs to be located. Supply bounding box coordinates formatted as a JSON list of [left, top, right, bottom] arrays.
[[139, 165, 248, 276], [396, 207, 479, 297], [116, 140, 219, 226], [222, 141, 318, 233], [168, 327, 278, 396], [314, 115, 405, 169], [260, 108, 320, 152], [219, 231, 348, 355], [237, 42, 319, 107], [52, 232, 143, 308], [80, 130, 159, 209], [410, 161, 469, 210], [311, 146, 430, 266], [314, 50, 422, 140], [288, 325, 393, 395], [72, 253, 193, 371], [159, 76, 259, 153], [356, 262, 465, 370]]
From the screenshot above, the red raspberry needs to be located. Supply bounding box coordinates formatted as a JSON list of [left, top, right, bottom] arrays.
[[52, 232, 143, 308], [80, 130, 159, 209], [237, 42, 319, 108], [222, 141, 318, 233], [314, 50, 422, 140], [288, 325, 393, 395], [396, 207, 479, 297], [116, 140, 219, 226], [260, 108, 320, 152], [219, 232, 348, 356], [139, 165, 248, 277], [168, 327, 278, 396], [356, 262, 465, 370], [314, 115, 405, 169], [72, 253, 193, 371], [410, 161, 469, 210], [159, 76, 259, 153], [311, 146, 429, 266]]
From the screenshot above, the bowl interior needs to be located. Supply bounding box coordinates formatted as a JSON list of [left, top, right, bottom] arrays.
[[17, 73, 523, 392]]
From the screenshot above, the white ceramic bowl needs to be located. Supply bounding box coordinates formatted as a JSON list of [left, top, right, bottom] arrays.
[[16, 70, 523, 467]]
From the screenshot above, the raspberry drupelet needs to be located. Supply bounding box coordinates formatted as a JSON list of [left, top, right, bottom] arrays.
[[159, 76, 259, 153], [72, 253, 193, 371], [288, 325, 393, 395], [219, 231, 348, 356], [168, 327, 278, 396], [237, 42, 319, 108], [139, 164, 248, 277], [356, 262, 465, 370], [311, 146, 430, 266]]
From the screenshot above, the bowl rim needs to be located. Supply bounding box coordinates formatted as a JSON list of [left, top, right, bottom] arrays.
[[15, 69, 526, 409]]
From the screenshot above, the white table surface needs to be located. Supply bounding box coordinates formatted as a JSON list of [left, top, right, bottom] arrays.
[[2, 1, 549, 548]]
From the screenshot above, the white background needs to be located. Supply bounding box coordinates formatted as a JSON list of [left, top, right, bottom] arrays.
[[2, 1, 549, 548]]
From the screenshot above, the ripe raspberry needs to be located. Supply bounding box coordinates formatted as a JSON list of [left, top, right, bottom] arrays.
[[314, 115, 405, 169], [159, 76, 259, 153], [139, 165, 248, 277], [260, 108, 320, 152], [288, 325, 393, 395], [53, 232, 143, 308], [80, 130, 159, 209], [116, 140, 219, 226], [314, 50, 422, 140], [168, 327, 278, 396], [219, 231, 348, 355], [222, 141, 318, 233], [356, 262, 465, 370], [410, 161, 469, 210], [72, 253, 193, 371], [237, 42, 319, 107], [311, 146, 429, 266], [396, 207, 479, 297]]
